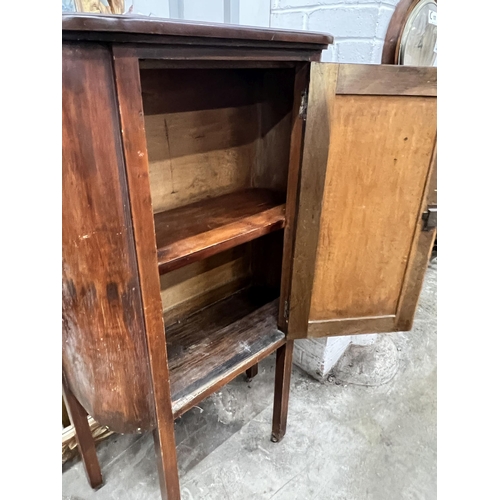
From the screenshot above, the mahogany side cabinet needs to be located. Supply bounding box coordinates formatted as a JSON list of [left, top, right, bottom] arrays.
[[62, 13, 437, 500]]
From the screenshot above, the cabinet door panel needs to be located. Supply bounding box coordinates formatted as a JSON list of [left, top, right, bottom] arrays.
[[286, 63, 436, 339]]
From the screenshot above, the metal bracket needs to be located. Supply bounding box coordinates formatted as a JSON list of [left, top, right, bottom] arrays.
[[422, 205, 437, 231], [298, 90, 308, 121], [284, 300, 290, 322]]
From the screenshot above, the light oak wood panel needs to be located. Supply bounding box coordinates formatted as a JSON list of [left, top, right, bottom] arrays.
[[145, 110, 257, 213], [336, 64, 436, 96], [309, 95, 436, 321]]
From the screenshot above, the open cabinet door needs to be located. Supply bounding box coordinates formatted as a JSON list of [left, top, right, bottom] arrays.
[[286, 63, 437, 340]]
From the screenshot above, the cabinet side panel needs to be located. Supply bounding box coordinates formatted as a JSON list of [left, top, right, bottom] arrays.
[[62, 42, 154, 432], [309, 95, 436, 321]]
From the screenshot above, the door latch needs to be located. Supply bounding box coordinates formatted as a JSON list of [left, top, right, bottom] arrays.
[[422, 205, 437, 231]]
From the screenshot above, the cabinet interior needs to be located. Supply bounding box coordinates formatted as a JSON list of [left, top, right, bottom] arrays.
[[139, 65, 295, 415]]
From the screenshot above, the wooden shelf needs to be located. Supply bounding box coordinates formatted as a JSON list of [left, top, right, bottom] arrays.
[[165, 288, 285, 418], [154, 189, 286, 273]]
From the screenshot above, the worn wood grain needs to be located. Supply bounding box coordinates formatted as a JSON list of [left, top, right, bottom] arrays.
[[286, 63, 338, 338], [278, 63, 310, 333], [396, 141, 437, 330], [155, 189, 285, 273], [62, 42, 154, 432], [62, 13, 332, 46], [336, 64, 436, 96], [141, 68, 292, 214], [142, 67, 257, 214], [286, 63, 437, 339], [112, 47, 180, 500], [309, 95, 436, 321], [62, 372, 103, 488], [165, 291, 284, 417]]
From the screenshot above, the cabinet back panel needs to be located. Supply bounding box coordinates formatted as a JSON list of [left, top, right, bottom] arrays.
[[310, 95, 436, 320], [161, 245, 252, 325], [140, 68, 294, 213]]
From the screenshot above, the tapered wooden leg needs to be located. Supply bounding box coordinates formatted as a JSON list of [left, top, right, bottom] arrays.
[[246, 363, 258, 380], [153, 417, 181, 500], [62, 374, 103, 489], [271, 340, 294, 443]]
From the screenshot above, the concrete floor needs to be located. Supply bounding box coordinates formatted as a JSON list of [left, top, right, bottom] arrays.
[[63, 258, 437, 500]]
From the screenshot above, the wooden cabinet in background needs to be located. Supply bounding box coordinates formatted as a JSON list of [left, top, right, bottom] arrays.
[[62, 14, 437, 500]]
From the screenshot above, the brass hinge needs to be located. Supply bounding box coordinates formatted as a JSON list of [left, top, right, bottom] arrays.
[[422, 205, 437, 231], [299, 90, 308, 121], [284, 300, 290, 322]]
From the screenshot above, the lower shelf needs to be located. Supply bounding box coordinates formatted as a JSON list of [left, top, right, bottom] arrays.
[[165, 288, 285, 418]]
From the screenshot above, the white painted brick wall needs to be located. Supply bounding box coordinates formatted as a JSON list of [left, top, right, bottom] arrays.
[[271, 0, 399, 64]]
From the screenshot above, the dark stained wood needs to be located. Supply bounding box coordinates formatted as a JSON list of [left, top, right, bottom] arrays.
[[246, 364, 259, 380], [165, 290, 284, 417], [62, 397, 70, 428], [336, 64, 437, 96], [250, 230, 284, 296], [396, 141, 437, 330], [62, 13, 332, 46], [173, 330, 284, 420], [66, 32, 329, 53], [140, 60, 298, 70], [112, 46, 180, 500], [109, 43, 324, 62], [62, 42, 155, 433], [272, 340, 294, 442], [62, 372, 103, 489], [286, 63, 338, 339], [278, 63, 310, 333], [141, 66, 261, 116], [155, 189, 286, 273], [252, 69, 295, 193], [382, 0, 418, 64]]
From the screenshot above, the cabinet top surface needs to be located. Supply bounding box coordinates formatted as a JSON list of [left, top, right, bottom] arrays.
[[62, 13, 333, 47]]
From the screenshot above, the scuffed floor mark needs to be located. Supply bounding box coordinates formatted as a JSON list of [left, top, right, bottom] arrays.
[[330, 335, 399, 387]]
